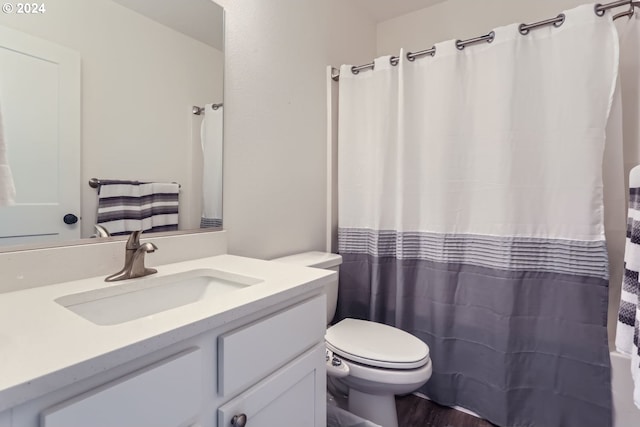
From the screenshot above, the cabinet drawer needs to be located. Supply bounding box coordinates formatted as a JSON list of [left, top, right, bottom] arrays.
[[218, 343, 326, 427], [41, 348, 203, 427], [218, 296, 325, 396]]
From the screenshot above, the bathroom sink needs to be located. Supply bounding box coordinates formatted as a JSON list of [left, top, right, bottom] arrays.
[[54, 269, 263, 325]]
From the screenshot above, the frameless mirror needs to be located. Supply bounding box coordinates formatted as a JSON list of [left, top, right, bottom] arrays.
[[0, 0, 224, 251]]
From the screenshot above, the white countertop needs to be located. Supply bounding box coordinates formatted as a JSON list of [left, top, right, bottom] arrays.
[[0, 254, 334, 411]]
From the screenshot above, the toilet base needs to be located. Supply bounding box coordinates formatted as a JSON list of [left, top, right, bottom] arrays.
[[348, 388, 398, 427]]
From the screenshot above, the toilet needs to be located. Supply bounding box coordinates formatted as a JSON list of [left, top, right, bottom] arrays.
[[273, 251, 432, 427]]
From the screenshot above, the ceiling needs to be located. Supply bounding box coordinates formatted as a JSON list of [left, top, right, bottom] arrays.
[[350, 0, 448, 22], [112, 0, 224, 51]]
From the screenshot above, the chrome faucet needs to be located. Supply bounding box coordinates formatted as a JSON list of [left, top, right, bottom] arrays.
[[93, 224, 111, 238], [105, 230, 158, 282]]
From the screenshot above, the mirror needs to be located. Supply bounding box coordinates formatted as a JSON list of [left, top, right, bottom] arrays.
[[0, 0, 224, 251]]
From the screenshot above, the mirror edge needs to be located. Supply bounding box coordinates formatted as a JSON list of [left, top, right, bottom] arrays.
[[0, 1, 226, 255]]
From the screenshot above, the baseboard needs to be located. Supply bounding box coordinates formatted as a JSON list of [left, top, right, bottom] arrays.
[[412, 392, 483, 419]]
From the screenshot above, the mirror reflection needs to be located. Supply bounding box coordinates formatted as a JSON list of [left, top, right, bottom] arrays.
[[0, 0, 224, 250]]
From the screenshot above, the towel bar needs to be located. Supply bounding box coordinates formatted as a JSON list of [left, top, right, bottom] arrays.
[[88, 178, 181, 189]]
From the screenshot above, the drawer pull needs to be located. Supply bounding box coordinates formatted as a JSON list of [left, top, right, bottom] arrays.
[[231, 414, 247, 427]]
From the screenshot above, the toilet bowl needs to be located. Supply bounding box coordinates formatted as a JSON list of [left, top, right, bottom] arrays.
[[272, 252, 432, 427]]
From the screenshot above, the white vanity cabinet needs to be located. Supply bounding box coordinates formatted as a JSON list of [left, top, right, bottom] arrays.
[[1, 294, 326, 427], [217, 296, 326, 427], [218, 344, 325, 427], [0, 411, 10, 427], [41, 349, 204, 427]]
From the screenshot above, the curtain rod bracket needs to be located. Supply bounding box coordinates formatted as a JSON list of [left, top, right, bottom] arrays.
[[193, 103, 223, 115]]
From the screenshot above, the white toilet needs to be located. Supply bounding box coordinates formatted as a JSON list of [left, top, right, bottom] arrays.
[[273, 251, 432, 427]]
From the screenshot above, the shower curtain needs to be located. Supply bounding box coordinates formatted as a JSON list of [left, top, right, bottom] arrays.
[[336, 5, 618, 427]]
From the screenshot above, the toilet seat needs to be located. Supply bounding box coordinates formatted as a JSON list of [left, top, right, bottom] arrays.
[[325, 319, 430, 370]]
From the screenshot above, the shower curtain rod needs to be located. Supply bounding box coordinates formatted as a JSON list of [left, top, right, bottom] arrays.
[[331, 0, 639, 81], [192, 103, 223, 115]]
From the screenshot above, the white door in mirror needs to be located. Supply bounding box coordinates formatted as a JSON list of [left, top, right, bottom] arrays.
[[0, 25, 80, 247]]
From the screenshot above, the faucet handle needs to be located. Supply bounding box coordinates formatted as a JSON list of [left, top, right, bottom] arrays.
[[139, 242, 158, 253], [125, 230, 143, 249]]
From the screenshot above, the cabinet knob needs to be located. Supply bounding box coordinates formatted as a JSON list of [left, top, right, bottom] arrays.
[[231, 413, 247, 427]]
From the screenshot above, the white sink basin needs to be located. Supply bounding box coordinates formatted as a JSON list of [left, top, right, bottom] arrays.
[[54, 269, 263, 325]]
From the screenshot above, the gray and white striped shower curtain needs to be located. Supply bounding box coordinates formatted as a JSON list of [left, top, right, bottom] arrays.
[[336, 5, 619, 427]]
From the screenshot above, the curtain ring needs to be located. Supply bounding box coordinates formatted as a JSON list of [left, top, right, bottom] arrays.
[[594, 3, 606, 16], [390, 56, 399, 66], [455, 40, 465, 50], [351, 66, 359, 75], [487, 30, 496, 42], [553, 13, 566, 27], [407, 46, 436, 61], [518, 24, 530, 35]]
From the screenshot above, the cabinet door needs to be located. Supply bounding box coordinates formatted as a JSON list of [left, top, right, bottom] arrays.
[[0, 410, 9, 427], [218, 296, 325, 396], [41, 348, 203, 427], [217, 344, 325, 427]]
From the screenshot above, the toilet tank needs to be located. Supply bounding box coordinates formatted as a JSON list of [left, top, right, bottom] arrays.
[[271, 251, 342, 324]]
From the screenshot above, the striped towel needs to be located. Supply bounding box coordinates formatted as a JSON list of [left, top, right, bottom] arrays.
[[200, 217, 222, 228], [616, 186, 640, 409], [96, 181, 179, 236]]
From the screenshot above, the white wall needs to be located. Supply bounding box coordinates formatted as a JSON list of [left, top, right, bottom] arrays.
[[327, 0, 377, 67], [216, 0, 375, 259], [0, 0, 223, 237], [375, 0, 636, 349]]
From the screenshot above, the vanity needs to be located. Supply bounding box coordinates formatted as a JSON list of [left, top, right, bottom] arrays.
[[0, 246, 332, 427], [0, 1, 330, 425]]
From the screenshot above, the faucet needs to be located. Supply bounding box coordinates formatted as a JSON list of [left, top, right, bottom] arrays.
[[93, 224, 111, 238], [105, 230, 158, 282]]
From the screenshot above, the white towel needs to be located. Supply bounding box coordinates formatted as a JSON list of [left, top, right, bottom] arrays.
[[200, 103, 223, 228], [0, 105, 16, 206]]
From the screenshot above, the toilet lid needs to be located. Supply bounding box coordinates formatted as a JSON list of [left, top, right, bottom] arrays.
[[325, 319, 430, 370]]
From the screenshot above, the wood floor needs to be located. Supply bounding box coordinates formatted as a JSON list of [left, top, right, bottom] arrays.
[[396, 395, 498, 427]]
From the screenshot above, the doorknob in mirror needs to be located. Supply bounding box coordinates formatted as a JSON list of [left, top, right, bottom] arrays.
[[63, 214, 79, 225]]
